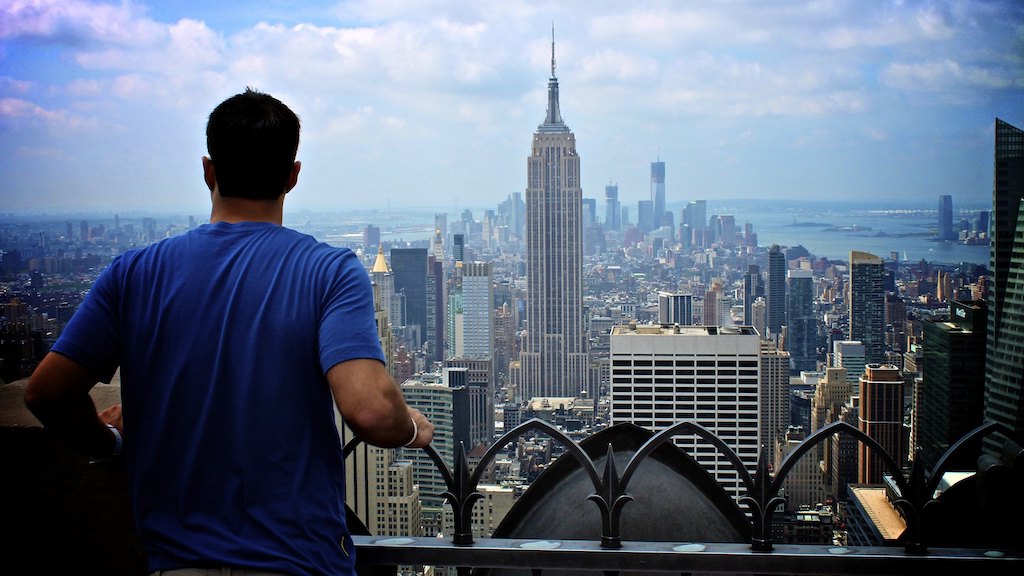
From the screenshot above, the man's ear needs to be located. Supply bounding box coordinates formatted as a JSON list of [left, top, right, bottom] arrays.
[[284, 161, 301, 194], [202, 156, 217, 193]]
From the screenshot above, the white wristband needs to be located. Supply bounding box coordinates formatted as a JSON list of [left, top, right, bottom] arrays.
[[403, 418, 419, 447], [106, 424, 123, 456]]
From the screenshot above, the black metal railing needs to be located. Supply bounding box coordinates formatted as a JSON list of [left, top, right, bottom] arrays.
[[344, 418, 1024, 574]]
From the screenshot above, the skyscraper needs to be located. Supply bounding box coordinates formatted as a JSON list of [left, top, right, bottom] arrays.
[[760, 339, 791, 469], [391, 248, 428, 347], [766, 244, 786, 339], [658, 292, 693, 326], [610, 324, 761, 500], [743, 265, 764, 326], [938, 194, 955, 241], [604, 183, 620, 231], [920, 300, 986, 469], [985, 118, 1024, 444], [787, 269, 817, 373], [447, 261, 494, 360], [518, 32, 589, 400], [857, 364, 905, 484], [651, 160, 666, 228], [849, 251, 886, 365]]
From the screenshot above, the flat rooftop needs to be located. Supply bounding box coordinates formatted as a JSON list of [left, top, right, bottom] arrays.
[[611, 324, 759, 337]]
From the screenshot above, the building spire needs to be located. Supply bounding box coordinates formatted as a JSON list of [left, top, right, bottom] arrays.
[[551, 23, 556, 79], [540, 24, 566, 131]]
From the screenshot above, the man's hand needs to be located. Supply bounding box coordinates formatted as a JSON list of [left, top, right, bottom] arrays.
[[99, 403, 123, 433], [406, 407, 434, 449]]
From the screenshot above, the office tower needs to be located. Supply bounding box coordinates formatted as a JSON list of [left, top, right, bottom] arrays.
[[937, 195, 955, 240], [391, 248, 428, 347], [401, 373, 470, 530], [702, 286, 720, 327], [787, 270, 817, 373], [452, 234, 465, 262], [443, 359, 494, 447], [363, 224, 380, 251], [342, 434, 422, 537], [919, 300, 987, 469], [849, 251, 886, 365], [857, 365, 905, 484], [811, 367, 852, 434], [448, 261, 494, 360], [766, 244, 786, 338], [426, 254, 445, 363], [637, 200, 655, 233], [976, 210, 990, 238], [441, 484, 515, 540], [658, 292, 693, 325], [828, 396, 860, 500], [610, 324, 761, 500], [743, 265, 764, 326], [714, 215, 736, 247], [651, 160, 665, 228], [493, 303, 516, 383], [986, 118, 1024, 443], [760, 339, 791, 468], [604, 183, 621, 231], [435, 213, 448, 251], [581, 197, 597, 226], [518, 33, 589, 400], [751, 297, 767, 338], [775, 427, 826, 510], [833, 340, 867, 385]]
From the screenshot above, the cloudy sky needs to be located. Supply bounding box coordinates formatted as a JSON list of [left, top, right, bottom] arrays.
[[1, 0, 1022, 215]]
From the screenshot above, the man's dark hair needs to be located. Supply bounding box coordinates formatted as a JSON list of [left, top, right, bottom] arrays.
[[206, 88, 300, 200]]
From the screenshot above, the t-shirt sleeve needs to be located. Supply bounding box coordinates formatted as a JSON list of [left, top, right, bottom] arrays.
[[50, 257, 122, 383], [318, 250, 386, 373]]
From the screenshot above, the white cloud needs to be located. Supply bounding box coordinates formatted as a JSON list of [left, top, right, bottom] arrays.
[[0, 0, 165, 46], [881, 59, 1019, 92]]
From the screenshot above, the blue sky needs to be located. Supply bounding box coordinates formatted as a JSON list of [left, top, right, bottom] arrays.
[[1, 0, 1022, 214]]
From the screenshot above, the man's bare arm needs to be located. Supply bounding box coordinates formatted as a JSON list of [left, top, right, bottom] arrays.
[[24, 352, 120, 458], [327, 358, 434, 448]]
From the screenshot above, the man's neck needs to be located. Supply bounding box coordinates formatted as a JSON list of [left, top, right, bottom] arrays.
[[209, 195, 285, 225]]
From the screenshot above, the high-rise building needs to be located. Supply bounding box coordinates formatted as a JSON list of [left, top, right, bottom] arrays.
[[919, 300, 986, 470], [651, 160, 666, 228], [849, 251, 886, 365], [517, 32, 589, 400], [938, 194, 955, 240], [637, 199, 655, 233], [766, 244, 786, 338], [447, 261, 494, 360], [787, 270, 817, 373], [833, 340, 867, 385], [658, 292, 693, 326], [857, 364, 905, 485], [426, 253, 445, 363], [443, 358, 494, 447], [743, 265, 764, 326], [610, 324, 761, 500], [985, 118, 1024, 445], [363, 224, 380, 251], [702, 286, 721, 327], [761, 339, 791, 469], [391, 248, 428, 347], [604, 183, 621, 231], [401, 373, 470, 532]]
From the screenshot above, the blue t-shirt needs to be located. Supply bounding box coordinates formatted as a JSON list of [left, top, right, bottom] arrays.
[[52, 221, 384, 575]]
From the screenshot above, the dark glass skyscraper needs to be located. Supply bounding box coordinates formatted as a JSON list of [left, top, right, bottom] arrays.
[[920, 300, 986, 470], [743, 264, 764, 326], [985, 118, 1024, 441], [766, 244, 786, 338], [938, 194, 955, 240], [787, 269, 817, 373], [391, 248, 428, 346], [849, 251, 886, 365]]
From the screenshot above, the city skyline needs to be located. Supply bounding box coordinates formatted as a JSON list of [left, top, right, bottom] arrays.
[[2, 0, 1023, 214]]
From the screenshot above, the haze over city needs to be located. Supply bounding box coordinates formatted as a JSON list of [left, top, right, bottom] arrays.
[[2, 0, 1023, 214]]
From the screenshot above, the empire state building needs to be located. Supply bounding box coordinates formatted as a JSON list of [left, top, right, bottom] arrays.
[[517, 33, 589, 400]]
